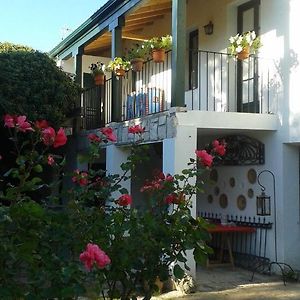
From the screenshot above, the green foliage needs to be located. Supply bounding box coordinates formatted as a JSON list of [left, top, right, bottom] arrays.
[[0, 116, 216, 299], [227, 31, 261, 57], [144, 35, 172, 51], [107, 57, 131, 72], [126, 43, 148, 61], [0, 42, 34, 53], [0, 42, 81, 126]]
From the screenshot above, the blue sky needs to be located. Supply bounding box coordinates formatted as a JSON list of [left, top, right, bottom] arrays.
[[0, 0, 107, 52]]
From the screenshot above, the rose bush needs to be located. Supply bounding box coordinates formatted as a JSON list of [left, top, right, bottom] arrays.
[[0, 118, 225, 299]]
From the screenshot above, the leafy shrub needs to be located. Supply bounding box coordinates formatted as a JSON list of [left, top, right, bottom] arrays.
[[0, 115, 226, 299], [0, 42, 81, 126]]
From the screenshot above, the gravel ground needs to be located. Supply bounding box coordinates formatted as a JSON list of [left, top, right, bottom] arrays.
[[153, 267, 300, 300]]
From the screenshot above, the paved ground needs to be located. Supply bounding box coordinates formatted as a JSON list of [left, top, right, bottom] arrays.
[[153, 267, 300, 300]]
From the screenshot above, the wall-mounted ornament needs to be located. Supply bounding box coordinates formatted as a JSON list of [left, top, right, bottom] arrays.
[[213, 135, 265, 166], [214, 186, 220, 196], [237, 194, 247, 210], [248, 188, 254, 198], [209, 169, 218, 182], [208, 194, 213, 203], [229, 177, 235, 188], [219, 194, 228, 209], [247, 168, 257, 184]]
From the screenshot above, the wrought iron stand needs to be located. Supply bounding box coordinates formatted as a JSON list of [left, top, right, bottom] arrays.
[[250, 169, 294, 285]]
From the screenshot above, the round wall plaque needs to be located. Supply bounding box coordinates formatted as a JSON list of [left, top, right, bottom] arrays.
[[219, 194, 228, 209], [237, 194, 247, 210], [247, 169, 257, 184]]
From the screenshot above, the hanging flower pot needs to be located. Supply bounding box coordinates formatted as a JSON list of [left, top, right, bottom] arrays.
[[152, 49, 166, 63], [115, 68, 126, 77], [131, 58, 144, 72], [94, 74, 105, 85], [237, 46, 250, 60]]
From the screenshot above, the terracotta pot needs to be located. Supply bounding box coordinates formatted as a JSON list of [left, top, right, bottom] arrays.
[[131, 58, 144, 72], [237, 46, 250, 60], [94, 74, 105, 85], [152, 49, 166, 63], [115, 68, 125, 77]]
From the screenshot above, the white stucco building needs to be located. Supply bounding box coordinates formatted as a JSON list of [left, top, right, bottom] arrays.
[[50, 0, 300, 277]]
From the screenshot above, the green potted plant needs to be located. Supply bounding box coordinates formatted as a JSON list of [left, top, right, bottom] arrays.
[[228, 31, 261, 60], [127, 44, 147, 72], [145, 35, 172, 63], [89, 62, 106, 85], [107, 57, 131, 77]]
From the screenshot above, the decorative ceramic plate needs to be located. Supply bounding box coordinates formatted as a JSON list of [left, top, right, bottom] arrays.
[[210, 169, 218, 182], [247, 169, 257, 184], [229, 177, 235, 188], [237, 195, 247, 210], [248, 188, 254, 198], [207, 194, 213, 203], [214, 186, 220, 196], [219, 194, 228, 209]]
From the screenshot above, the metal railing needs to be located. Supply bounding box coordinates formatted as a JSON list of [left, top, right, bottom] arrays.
[[82, 77, 112, 130], [200, 212, 272, 271], [80, 50, 278, 129], [121, 50, 172, 121]]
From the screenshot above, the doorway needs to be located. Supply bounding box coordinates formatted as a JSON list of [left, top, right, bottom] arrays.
[[237, 0, 260, 113]]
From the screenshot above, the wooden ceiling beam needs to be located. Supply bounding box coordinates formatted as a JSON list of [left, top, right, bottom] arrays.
[[126, 8, 170, 22], [126, 14, 164, 25], [128, 4, 171, 16]]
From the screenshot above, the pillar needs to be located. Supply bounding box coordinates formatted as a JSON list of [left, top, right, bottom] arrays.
[[163, 125, 197, 277], [171, 0, 186, 107], [109, 17, 125, 122]]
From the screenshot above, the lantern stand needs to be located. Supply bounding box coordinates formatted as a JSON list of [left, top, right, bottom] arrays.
[[251, 169, 294, 285]]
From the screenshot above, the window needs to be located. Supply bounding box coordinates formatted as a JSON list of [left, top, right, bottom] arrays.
[[188, 29, 199, 90]]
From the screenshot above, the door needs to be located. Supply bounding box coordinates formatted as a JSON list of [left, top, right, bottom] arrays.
[[237, 0, 260, 113]]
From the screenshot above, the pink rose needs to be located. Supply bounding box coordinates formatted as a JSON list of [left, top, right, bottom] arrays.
[[212, 140, 226, 156], [35, 119, 49, 129], [195, 150, 214, 168], [117, 194, 132, 206], [80, 243, 111, 271], [42, 127, 56, 146], [47, 155, 55, 166], [100, 127, 117, 142], [4, 114, 15, 128], [16, 116, 34, 132], [42, 127, 67, 148], [88, 133, 101, 143], [72, 170, 89, 186], [128, 125, 145, 134], [53, 128, 67, 148]]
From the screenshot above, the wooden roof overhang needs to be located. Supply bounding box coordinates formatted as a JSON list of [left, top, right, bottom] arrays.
[[84, 0, 172, 56]]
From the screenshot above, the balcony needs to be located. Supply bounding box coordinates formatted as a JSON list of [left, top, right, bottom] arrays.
[[81, 50, 278, 130]]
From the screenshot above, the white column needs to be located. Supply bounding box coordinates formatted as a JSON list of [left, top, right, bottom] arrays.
[[163, 125, 197, 277], [106, 144, 131, 198]]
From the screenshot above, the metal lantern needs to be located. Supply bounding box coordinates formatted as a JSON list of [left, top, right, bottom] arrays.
[[256, 191, 271, 216], [203, 21, 214, 35]]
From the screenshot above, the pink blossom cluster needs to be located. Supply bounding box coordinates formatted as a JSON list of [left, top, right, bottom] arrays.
[[87, 127, 117, 143], [4, 114, 34, 132], [117, 194, 132, 206], [4, 115, 68, 148], [164, 192, 185, 205], [72, 170, 89, 186], [140, 172, 174, 193], [128, 125, 145, 135], [195, 139, 226, 168], [80, 243, 111, 271], [41, 127, 67, 148]]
